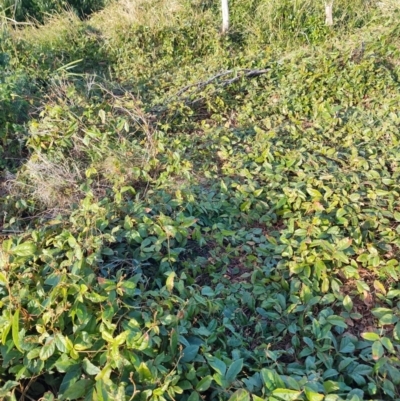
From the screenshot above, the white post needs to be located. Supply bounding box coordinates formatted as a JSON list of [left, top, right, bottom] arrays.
[[221, 0, 229, 34], [325, 1, 333, 26]]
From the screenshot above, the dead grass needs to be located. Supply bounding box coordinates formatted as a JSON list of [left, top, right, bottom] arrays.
[[10, 153, 84, 210], [90, 0, 183, 36], [10, 10, 82, 46]]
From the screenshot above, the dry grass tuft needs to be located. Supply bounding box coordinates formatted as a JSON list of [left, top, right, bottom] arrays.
[[10, 153, 84, 210], [90, 0, 183, 35], [10, 10, 82, 46], [376, 0, 400, 13]]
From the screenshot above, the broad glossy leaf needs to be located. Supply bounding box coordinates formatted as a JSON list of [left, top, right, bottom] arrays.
[[95, 379, 111, 401], [187, 392, 199, 401], [343, 295, 353, 312], [55, 333, 69, 353], [181, 345, 199, 363], [0, 380, 19, 397], [83, 358, 101, 375], [371, 341, 384, 360], [60, 379, 93, 400], [381, 337, 394, 353], [40, 338, 56, 360], [272, 388, 302, 401], [361, 332, 380, 341], [225, 358, 243, 384], [207, 356, 227, 376], [195, 375, 212, 392], [305, 386, 324, 401], [228, 389, 250, 401], [11, 241, 37, 257], [137, 362, 153, 381], [339, 337, 355, 353], [326, 315, 347, 328], [372, 308, 398, 325]]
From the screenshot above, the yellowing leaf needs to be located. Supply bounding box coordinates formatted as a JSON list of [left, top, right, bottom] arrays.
[[228, 389, 250, 401], [166, 271, 176, 292], [361, 332, 380, 341], [272, 388, 302, 401], [373, 280, 386, 295]]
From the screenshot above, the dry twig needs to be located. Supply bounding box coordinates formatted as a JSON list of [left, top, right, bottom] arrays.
[[171, 68, 271, 99]]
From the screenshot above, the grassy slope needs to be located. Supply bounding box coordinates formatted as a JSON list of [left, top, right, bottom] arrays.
[[1, 0, 400, 400]]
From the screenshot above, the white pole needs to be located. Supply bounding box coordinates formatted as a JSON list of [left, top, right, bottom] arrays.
[[221, 0, 229, 34], [325, 1, 333, 26]]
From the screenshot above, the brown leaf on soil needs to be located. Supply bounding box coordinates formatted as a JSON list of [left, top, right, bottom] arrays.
[[363, 290, 373, 307]]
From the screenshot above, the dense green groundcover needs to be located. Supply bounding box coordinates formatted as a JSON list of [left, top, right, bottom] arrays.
[[1, 0, 400, 400]]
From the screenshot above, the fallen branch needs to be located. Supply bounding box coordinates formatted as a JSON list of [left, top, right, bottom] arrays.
[[171, 67, 270, 99], [148, 67, 271, 116]]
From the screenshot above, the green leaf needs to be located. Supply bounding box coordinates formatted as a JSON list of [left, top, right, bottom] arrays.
[[323, 380, 340, 393], [381, 337, 394, 353], [371, 307, 398, 324], [40, 338, 56, 360], [0, 380, 19, 397], [60, 379, 93, 400], [395, 323, 400, 341], [181, 345, 199, 363], [42, 392, 55, 401], [55, 333, 69, 353], [0, 272, 8, 286], [225, 358, 243, 384], [336, 238, 352, 251], [272, 388, 302, 401], [201, 286, 215, 297], [195, 375, 212, 392], [83, 358, 101, 375], [187, 392, 200, 401], [206, 356, 227, 376], [137, 362, 153, 381], [12, 309, 22, 352], [261, 368, 281, 391], [343, 295, 353, 312], [95, 380, 111, 401], [326, 315, 347, 328], [353, 364, 372, 376], [371, 308, 393, 319], [11, 241, 37, 257], [372, 341, 384, 360], [339, 337, 355, 353], [307, 188, 323, 199], [332, 251, 349, 263], [84, 292, 108, 303], [228, 389, 250, 401]]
